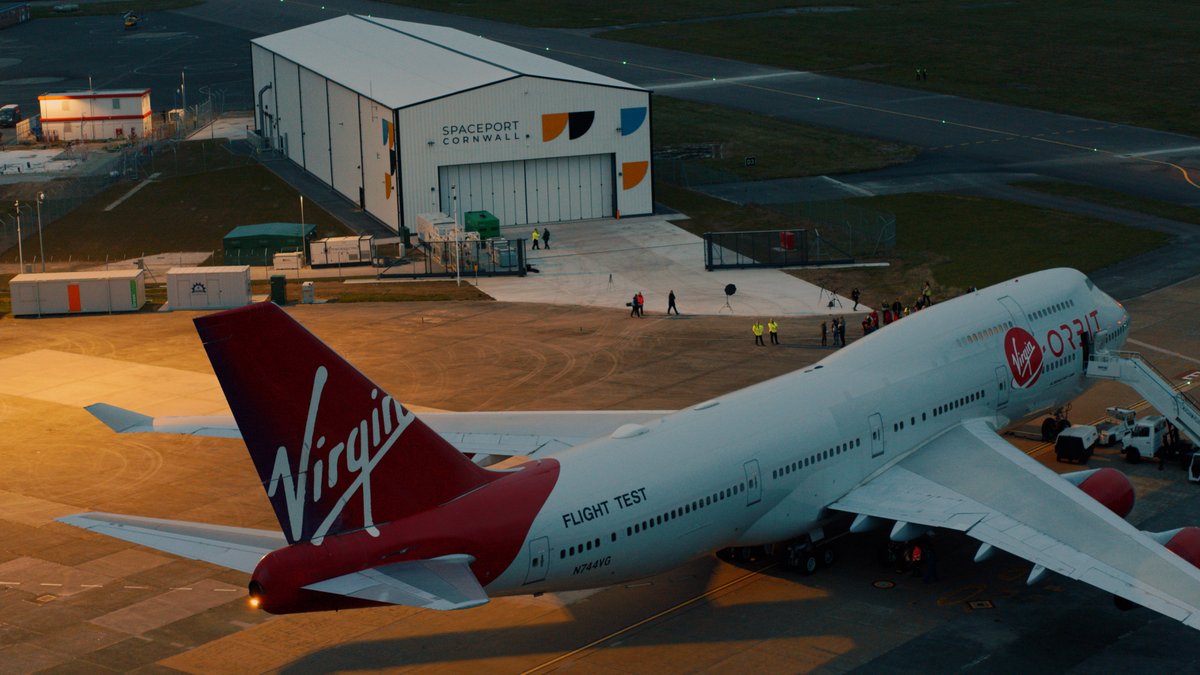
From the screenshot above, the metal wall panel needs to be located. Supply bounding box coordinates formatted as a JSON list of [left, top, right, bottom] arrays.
[[327, 80, 362, 203], [359, 97, 398, 231], [298, 67, 331, 185], [271, 56, 303, 164], [398, 77, 649, 229]]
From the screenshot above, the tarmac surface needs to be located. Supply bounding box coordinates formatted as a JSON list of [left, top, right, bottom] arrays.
[[2, 272, 1200, 674]]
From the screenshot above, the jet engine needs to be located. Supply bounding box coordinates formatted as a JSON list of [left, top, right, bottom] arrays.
[[1147, 527, 1200, 570], [1062, 468, 1135, 518]]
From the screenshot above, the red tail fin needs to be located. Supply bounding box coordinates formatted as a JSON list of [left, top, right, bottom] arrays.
[[194, 303, 497, 544]]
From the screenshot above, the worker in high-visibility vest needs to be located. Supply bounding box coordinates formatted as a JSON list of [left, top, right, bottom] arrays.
[[752, 321, 765, 346], [768, 319, 779, 345], [531, 229, 540, 249]]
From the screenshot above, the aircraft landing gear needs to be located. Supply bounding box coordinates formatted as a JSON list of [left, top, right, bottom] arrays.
[[784, 536, 834, 576]]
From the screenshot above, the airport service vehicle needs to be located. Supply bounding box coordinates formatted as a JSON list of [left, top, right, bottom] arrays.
[[1122, 415, 1169, 463], [1097, 407, 1137, 446], [0, 103, 19, 128], [62, 269, 1200, 631], [1055, 425, 1098, 464]]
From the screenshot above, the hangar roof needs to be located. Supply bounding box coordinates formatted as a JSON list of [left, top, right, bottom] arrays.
[[251, 15, 644, 110]]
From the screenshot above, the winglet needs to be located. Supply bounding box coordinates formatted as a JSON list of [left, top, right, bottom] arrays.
[[86, 403, 154, 433]]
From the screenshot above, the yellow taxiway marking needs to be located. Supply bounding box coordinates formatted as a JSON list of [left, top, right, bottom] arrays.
[[521, 562, 777, 674]]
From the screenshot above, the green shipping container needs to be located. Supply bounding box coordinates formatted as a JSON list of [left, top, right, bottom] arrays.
[[464, 210, 501, 240]]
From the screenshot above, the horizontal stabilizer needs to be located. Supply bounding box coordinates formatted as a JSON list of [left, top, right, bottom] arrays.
[[85, 403, 241, 438], [303, 554, 488, 610], [57, 512, 284, 574]]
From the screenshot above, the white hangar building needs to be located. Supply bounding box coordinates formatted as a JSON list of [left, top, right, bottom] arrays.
[[251, 15, 652, 235]]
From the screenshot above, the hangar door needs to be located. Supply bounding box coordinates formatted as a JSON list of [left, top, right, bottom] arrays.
[[439, 154, 614, 226]]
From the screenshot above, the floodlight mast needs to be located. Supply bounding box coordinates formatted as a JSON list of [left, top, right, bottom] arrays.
[[13, 200, 23, 271], [36, 192, 45, 272]]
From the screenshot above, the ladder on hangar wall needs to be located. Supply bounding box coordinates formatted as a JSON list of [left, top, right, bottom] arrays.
[[1087, 350, 1200, 447]]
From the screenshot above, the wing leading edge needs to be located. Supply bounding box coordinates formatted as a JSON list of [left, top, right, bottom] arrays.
[[831, 418, 1200, 628]]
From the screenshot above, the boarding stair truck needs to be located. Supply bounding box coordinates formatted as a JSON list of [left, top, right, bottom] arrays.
[[1086, 349, 1200, 462]]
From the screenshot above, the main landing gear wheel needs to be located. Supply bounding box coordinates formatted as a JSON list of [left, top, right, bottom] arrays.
[[1125, 447, 1140, 464], [821, 547, 835, 567], [1042, 418, 1058, 441], [802, 553, 818, 576]]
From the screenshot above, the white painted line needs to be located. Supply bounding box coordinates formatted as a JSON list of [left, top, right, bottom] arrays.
[[80, 584, 104, 588], [1121, 145, 1200, 158], [820, 175, 875, 197], [213, 588, 239, 592], [40, 582, 62, 587], [1126, 339, 1200, 367], [124, 585, 150, 589], [104, 172, 161, 212], [0, 581, 20, 585], [651, 71, 804, 91], [169, 587, 193, 591]]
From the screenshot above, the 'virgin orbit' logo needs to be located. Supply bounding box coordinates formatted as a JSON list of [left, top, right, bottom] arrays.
[[1004, 327, 1043, 388]]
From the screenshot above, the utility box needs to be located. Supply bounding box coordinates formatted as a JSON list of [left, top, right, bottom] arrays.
[[301, 281, 315, 304], [464, 210, 500, 240], [10, 270, 145, 317], [310, 235, 373, 268], [269, 275, 287, 305], [166, 266, 251, 310], [272, 251, 303, 270]]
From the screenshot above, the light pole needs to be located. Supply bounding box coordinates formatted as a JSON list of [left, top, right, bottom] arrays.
[[298, 194, 305, 263], [36, 191, 44, 272], [13, 200, 23, 272]]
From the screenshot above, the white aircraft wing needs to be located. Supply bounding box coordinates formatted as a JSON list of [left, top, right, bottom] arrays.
[[303, 554, 488, 610], [830, 418, 1200, 628], [57, 512, 284, 574], [85, 403, 669, 458]]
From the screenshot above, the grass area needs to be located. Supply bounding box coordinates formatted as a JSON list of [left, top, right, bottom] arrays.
[[0, 141, 350, 264], [601, 2, 1200, 138], [380, 0, 799, 28], [33, 0, 203, 18], [777, 193, 1170, 304], [655, 186, 1170, 304], [652, 97, 915, 181], [1012, 181, 1200, 226]]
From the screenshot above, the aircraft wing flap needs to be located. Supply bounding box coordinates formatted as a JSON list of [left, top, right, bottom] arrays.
[[830, 418, 1200, 629], [303, 554, 488, 610], [57, 512, 284, 574]]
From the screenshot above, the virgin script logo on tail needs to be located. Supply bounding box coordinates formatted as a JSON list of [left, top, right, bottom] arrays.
[[1004, 327, 1043, 388], [267, 367, 412, 544]]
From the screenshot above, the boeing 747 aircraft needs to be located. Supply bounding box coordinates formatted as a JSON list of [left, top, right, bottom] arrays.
[[62, 268, 1200, 629]]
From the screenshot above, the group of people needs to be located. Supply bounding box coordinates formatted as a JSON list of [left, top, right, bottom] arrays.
[[530, 227, 551, 249], [821, 317, 848, 347], [630, 289, 680, 317], [859, 282, 935, 336], [751, 320, 779, 346]]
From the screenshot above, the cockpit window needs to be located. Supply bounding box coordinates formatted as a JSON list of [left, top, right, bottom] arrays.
[[1085, 277, 1094, 290]]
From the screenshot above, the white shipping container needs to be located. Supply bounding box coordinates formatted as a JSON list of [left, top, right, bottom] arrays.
[[10, 270, 145, 317], [166, 266, 252, 310], [415, 212, 457, 243], [310, 235, 374, 267], [273, 251, 303, 270]]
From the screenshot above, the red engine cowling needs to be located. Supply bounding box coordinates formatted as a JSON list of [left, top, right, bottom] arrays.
[[1150, 527, 1200, 569], [1062, 468, 1135, 518]]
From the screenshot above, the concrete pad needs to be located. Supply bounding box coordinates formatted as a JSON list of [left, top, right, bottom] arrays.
[[0, 350, 228, 416], [88, 578, 243, 635], [0, 557, 110, 599], [0, 489, 78, 527], [75, 549, 173, 579], [479, 217, 855, 317]]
